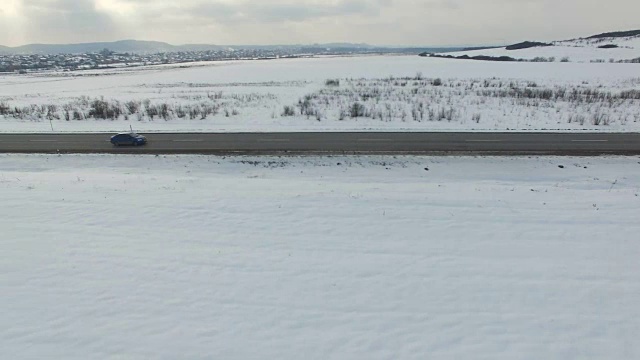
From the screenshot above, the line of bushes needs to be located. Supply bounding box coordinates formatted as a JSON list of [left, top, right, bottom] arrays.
[[0, 98, 234, 121], [477, 87, 640, 102], [276, 77, 640, 126]]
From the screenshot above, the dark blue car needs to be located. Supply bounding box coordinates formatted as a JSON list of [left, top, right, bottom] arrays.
[[111, 132, 147, 146]]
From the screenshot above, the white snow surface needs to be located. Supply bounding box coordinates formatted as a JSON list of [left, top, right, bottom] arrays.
[[1, 55, 640, 133], [2, 154, 640, 359], [444, 35, 640, 63]]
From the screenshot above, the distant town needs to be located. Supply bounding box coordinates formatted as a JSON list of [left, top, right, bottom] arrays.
[[0, 46, 446, 74]]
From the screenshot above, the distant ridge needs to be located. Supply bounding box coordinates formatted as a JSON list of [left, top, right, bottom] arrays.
[[0, 40, 448, 55], [587, 30, 640, 39], [427, 29, 640, 63], [505, 41, 552, 50], [0, 40, 226, 55]]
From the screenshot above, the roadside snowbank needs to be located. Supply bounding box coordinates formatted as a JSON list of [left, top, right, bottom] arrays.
[[2, 154, 639, 359]]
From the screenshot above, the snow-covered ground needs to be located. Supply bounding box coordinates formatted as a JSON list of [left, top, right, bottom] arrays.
[[442, 34, 640, 63], [2, 154, 640, 359], [1, 55, 640, 133]]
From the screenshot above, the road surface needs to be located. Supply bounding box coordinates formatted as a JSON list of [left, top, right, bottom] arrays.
[[0, 132, 639, 155]]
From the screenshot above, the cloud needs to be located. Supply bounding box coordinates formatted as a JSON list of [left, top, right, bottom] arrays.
[[249, 1, 381, 22], [1, 0, 639, 46], [137, 0, 392, 23], [20, 0, 120, 43]]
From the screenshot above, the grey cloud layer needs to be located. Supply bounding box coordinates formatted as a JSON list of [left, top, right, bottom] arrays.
[[1, 0, 639, 46], [124, 0, 392, 22], [18, 0, 119, 43], [190, 1, 383, 22]]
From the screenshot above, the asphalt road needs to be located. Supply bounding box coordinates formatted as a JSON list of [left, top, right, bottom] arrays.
[[0, 132, 639, 155]]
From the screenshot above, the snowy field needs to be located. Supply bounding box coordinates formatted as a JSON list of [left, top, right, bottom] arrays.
[[2, 154, 640, 359], [1, 55, 640, 133]]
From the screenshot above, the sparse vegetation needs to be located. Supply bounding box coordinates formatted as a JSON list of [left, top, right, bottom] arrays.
[[1, 75, 638, 130], [272, 77, 640, 127], [0, 92, 260, 122]]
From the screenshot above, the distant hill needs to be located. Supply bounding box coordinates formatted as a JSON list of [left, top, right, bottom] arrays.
[[0, 40, 387, 55], [0, 39, 462, 55], [430, 29, 640, 63], [0, 40, 225, 54], [587, 30, 640, 39], [460, 46, 502, 52], [505, 41, 552, 50], [311, 42, 372, 48]]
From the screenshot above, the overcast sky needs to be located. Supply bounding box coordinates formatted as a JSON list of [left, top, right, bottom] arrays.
[[1, 0, 639, 47]]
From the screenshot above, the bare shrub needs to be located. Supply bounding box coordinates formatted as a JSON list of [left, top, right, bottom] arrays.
[[282, 105, 296, 116], [158, 103, 170, 120], [73, 110, 84, 121], [325, 79, 340, 86], [207, 91, 223, 100], [146, 104, 159, 119], [175, 105, 187, 118], [189, 107, 200, 120], [576, 115, 586, 125], [199, 103, 219, 119], [89, 99, 121, 119], [531, 57, 549, 62], [339, 109, 347, 121], [298, 95, 317, 117], [412, 102, 425, 122], [350, 102, 366, 118], [0, 101, 10, 115], [619, 90, 640, 100], [592, 112, 609, 126], [45, 105, 58, 120], [125, 101, 140, 115]]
